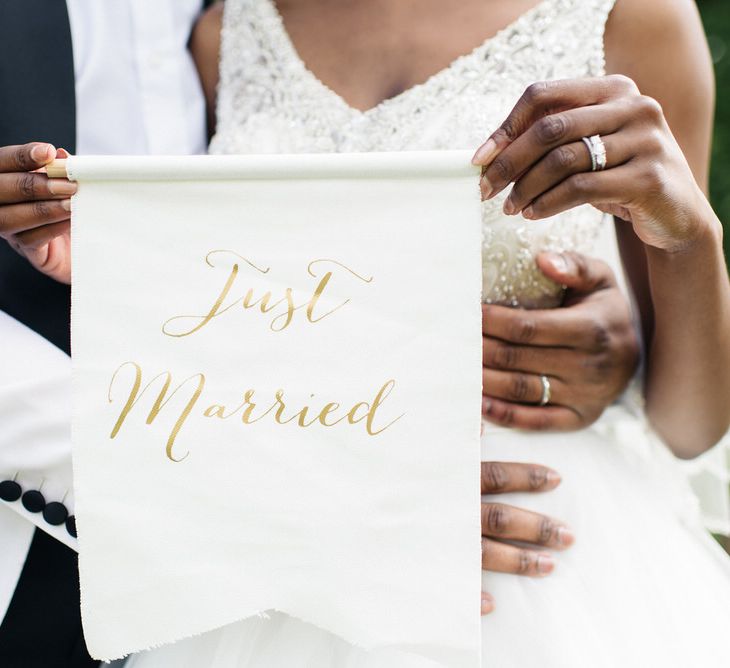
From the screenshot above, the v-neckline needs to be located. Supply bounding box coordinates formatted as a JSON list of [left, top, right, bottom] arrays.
[[260, 0, 556, 117]]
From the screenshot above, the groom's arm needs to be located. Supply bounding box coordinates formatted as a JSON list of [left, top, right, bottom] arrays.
[[0, 310, 77, 550]]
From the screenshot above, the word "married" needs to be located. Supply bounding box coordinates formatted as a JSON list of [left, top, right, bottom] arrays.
[[108, 362, 403, 462]]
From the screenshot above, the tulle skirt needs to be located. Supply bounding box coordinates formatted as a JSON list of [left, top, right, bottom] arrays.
[[126, 402, 730, 668]]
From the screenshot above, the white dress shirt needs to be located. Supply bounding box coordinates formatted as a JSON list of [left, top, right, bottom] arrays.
[[0, 0, 207, 621]]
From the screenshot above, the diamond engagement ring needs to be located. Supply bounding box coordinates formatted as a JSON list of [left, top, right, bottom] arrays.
[[581, 134, 607, 172], [539, 375, 552, 406]]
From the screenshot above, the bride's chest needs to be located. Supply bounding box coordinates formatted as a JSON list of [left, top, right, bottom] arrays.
[[272, 0, 547, 115], [213, 0, 605, 155]]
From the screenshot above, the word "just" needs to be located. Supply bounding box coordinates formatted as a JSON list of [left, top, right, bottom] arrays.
[[162, 250, 373, 337]]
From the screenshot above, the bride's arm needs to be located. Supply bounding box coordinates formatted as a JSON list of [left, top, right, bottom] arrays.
[[604, 0, 730, 457], [190, 3, 224, 139], [473, 0, 730, 459]]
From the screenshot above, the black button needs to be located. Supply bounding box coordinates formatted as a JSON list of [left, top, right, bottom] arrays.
[[66, 515, 77, 538], [21, 489, 45, 513], [43, 501, 68, 526], [0, 480, 22, 502]]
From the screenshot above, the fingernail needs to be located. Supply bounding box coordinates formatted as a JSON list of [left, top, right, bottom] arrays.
[[61, 199, 72, 212], [31, 144, 53, 163], [544, 252, 569, 274], [546, 469, 562, 486], [480, 173, 493, 199], [472, 138, 499, 166], [536, 554, 555, 575], [503, 197, 516, 215], [480, 593, 495, 615], [557, 527, 575, 547], [482, 397, 492, 415], [48, 180, 77, 196], [522, 205, 535, 219]]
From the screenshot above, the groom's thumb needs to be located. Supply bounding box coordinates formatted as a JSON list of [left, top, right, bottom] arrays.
[[536, 251, 616, 293]]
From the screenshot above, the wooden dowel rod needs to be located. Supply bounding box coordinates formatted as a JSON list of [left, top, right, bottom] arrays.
[[46, 159, 68, 179]]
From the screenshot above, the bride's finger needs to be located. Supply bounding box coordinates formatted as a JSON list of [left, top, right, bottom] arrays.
[[504, 132, 633, 215], [522, 164, 639, 221], [481, 502, 574, 550], [482, 368, 566, 406], [481, 537, 555, 577], [480, 102, 629, 200], [472, 75, 640, 165], [483, 396, 583, 431], [480, 461, 561, 494]]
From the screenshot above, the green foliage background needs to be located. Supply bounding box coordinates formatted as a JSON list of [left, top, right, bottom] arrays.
[[699, 0, 730, 262]]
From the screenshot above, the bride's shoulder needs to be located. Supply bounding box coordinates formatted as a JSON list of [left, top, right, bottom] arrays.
[[604, 0, 713, 151], [191, 2, 225, 123], [605, 0, 711, 82]]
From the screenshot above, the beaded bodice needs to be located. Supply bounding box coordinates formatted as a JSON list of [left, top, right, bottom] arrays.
[[211, 0, 618, 308]]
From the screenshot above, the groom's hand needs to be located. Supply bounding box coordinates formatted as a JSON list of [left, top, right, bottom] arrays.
[[480, 461, 571, 615], [481, 251, 640, 430], [0, 143, 75, 284]]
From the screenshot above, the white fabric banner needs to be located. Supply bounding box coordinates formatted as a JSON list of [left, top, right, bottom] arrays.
[[69, 151, 483, 664]]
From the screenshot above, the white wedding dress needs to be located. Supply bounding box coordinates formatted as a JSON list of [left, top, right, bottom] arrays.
[[127, 0, 730, 666]]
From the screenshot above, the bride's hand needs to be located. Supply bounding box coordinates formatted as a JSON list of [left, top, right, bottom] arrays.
[[480, 461, 573, 615], [472, 76, 714, 253], [482, 252, 640, 430]]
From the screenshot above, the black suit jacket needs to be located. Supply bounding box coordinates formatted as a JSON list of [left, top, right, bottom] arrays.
[[0, 2, 215, 666]]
